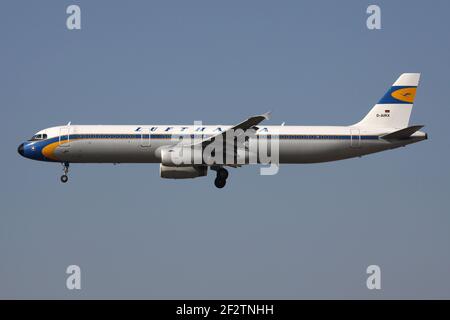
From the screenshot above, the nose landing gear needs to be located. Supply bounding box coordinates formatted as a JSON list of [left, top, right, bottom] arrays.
[[213, 167, 228, 189], [60, 162, 69, 183]]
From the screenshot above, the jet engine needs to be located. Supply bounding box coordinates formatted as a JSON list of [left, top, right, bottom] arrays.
[[160, 147, 202, 166], [159, 164, 208, 179]]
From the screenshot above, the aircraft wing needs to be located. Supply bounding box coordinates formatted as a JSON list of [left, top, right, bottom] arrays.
[[193, 112, 271, 148]]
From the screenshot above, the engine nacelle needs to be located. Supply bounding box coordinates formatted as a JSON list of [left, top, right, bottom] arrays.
[[160, 147, 202, 166], [159, 164, 208, 179]]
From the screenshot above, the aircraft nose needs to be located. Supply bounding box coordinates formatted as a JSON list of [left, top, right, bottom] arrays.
[[18, 143, 25, 157]]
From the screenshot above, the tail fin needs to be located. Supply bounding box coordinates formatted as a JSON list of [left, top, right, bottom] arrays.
[[355, 73, 421, 128]]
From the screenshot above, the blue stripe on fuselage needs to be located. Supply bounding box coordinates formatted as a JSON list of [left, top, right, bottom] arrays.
[[61, 134, 380, 140]]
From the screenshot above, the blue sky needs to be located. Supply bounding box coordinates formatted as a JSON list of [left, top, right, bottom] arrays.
[[1, 0, 449, 298]]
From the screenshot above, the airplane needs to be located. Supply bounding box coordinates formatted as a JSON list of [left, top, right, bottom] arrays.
[[18, 73, 427, 188]]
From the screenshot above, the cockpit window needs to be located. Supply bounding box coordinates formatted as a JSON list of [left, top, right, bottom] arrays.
[[29, 134, 47, 141]]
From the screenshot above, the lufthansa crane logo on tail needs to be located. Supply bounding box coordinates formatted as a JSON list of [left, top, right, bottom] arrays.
[[390, 87, 416, 103]]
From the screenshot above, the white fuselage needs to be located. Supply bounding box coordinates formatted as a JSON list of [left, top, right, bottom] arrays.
[[22, 124, 427, 164]]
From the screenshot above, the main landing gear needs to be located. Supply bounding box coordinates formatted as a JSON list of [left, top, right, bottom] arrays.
[[213, 167, 229, 189], [60, 162, 69, 183]]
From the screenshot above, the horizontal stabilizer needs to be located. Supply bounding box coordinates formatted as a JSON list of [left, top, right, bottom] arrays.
[[381, 125, 424, 140]]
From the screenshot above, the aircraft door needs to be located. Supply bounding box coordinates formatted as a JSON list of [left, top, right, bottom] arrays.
[[59, 126, 71, 147], [350, 128, 360, 148], [140, 128, 151, 147]]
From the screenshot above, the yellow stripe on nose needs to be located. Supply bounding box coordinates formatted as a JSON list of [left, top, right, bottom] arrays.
[[42, 140, 66, 160]]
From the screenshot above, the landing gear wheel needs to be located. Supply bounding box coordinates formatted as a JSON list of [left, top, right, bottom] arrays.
[[217, 168, 229, 180], [60, 162, 70, 183], [214, 178, 226, 189]]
